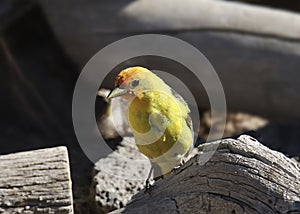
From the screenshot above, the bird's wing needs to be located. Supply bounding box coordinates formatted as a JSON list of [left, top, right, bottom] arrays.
[[148, 111, 168, 135], [171, 88, 193, 129], [171, 88, 194, 150]]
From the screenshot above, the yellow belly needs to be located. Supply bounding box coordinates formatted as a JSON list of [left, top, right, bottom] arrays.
[[127, 92, 193, 174]]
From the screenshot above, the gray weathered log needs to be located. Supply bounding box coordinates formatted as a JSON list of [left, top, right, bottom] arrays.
[[39, 0, 300, 119], [110, 135, 300, 214], [0, 146, 73, 213]]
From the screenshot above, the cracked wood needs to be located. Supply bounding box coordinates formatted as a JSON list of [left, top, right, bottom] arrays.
[[110, 135, 300, 214], [0, 146, 73, 213]]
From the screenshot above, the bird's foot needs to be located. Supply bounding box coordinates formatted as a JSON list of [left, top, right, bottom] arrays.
[[145, 178, 155, 194], [173, 165, 181, 170], [172, 159, 186, 174], [173, 159, 185, 170]]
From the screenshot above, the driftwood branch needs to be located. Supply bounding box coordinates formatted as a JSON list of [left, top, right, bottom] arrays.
[[110, 135, 300, 214], [0, 146, 73, 213]]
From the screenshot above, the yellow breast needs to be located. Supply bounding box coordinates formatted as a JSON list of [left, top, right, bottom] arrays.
[[127, 91, 192, 160]]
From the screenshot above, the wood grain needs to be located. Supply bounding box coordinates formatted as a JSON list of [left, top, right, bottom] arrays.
[[110, 135, 300, 214], [0, 146, 73, 213]]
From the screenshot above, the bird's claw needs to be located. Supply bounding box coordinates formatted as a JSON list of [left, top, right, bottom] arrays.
[[145, 178, 155, 193]]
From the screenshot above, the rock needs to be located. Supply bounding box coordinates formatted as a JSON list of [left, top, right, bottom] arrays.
[[91, 137, 151, 213]]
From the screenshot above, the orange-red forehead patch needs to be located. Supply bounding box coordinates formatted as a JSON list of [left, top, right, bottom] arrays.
[[114, 66, 148, 87]]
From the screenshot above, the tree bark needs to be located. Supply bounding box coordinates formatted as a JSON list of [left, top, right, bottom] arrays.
[[0, 146, 73, 213], [110, 135, 300, 214]]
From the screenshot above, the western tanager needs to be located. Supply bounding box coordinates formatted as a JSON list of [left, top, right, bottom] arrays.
[[107, 66, 193, 186]]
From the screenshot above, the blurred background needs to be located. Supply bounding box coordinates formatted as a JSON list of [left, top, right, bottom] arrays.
[[0, 0, 299, 213]]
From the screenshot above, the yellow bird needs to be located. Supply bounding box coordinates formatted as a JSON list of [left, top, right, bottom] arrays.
[[107, 66, 193, 186]]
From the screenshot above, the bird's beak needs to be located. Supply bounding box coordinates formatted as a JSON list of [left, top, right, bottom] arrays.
[[107, 87, 128, 99]]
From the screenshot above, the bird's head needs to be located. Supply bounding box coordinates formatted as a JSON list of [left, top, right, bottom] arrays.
[[107, 66, 162, 100]]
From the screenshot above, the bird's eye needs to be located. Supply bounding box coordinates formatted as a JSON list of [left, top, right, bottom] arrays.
[[131, 79, 139, 87]]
